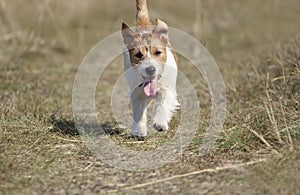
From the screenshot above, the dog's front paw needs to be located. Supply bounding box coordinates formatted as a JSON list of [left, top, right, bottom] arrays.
[[132, 121, 148, 137], [153, 123, 168, 131], [129, 134, 145, 141], [130, 130, 147, 137]]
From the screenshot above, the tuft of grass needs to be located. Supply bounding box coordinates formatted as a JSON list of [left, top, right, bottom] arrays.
[[218, 36, 300, 158]]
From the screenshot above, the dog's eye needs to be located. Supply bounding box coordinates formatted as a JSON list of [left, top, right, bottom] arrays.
[[154, 51, 162, 56], [135, 52, 143, 58]]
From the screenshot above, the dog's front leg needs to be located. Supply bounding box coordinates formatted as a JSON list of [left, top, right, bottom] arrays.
[[131, 89, 148, 137]]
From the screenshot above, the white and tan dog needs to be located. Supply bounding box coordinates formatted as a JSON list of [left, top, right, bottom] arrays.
[[122, 0, 179, 137]]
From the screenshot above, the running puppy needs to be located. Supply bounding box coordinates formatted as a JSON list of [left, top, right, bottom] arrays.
[[122, 0, 179, 137]]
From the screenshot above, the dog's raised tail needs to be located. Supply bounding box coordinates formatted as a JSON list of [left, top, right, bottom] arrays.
[[136, 0, 151, 27]]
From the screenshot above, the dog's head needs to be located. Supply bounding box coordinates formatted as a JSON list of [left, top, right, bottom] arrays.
[[121, 19, 169, 97]]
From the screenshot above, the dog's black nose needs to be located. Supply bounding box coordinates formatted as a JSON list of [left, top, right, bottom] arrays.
[[145, 66, 156, 76]]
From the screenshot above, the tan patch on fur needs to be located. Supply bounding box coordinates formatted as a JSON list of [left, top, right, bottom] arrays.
[[127, 34, 167, 66], [122, 1, 175, 66]]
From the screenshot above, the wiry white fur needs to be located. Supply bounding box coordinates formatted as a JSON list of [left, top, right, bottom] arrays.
[[123, 47, 180, 136], [137, 59, 163, 79]]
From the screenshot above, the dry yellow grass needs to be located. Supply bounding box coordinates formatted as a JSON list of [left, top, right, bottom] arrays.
[[0, 0, 299, 194]]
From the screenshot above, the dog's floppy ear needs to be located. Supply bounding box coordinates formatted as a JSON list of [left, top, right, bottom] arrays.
[[152, 19, 169, 43], [122, 23, 136, 45]]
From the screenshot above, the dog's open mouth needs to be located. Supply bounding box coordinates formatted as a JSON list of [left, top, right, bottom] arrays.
[[140, 75, 160, 97]]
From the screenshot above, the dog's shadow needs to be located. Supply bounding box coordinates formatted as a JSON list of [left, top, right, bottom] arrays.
[[49, 114, 123, 136]]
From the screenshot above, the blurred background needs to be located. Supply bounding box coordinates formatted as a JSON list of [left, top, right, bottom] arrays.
[[1, 0, 299, 62]]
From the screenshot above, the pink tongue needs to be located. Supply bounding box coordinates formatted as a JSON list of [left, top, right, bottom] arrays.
[[143, 77, 157, 97]]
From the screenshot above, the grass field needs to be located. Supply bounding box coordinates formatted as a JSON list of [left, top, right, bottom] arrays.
[[1, 0, 300, 194]]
